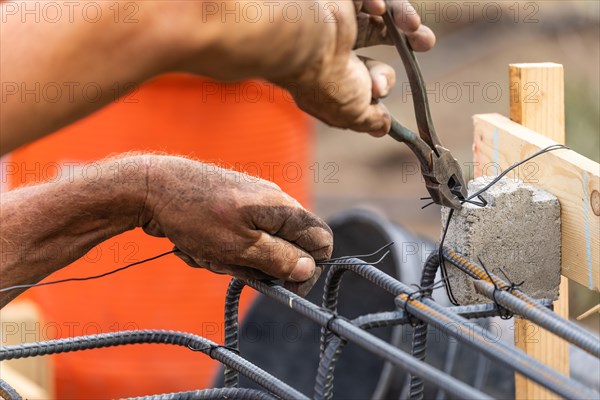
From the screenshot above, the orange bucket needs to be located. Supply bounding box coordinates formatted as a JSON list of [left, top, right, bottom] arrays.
[[6, 74, 313, 398]]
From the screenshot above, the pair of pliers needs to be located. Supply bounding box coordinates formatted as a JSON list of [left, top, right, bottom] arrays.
[[381, 6, 468, 210]]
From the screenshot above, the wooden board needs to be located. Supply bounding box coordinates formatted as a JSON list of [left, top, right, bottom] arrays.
[[473, 113, 600, 290], [507, 63, 570, 400], [472, 112, 600, 399], [509, 62, 565, 143]]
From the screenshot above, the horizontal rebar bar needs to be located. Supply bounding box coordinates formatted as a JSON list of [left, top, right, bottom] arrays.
[[126, 388, 278, 400], [0, 330, 307, 400], [349, 302, 553, 328], [313, 303, 509, 400], [318, 258, 597, 400], [246, 279, 492, 400], [442, 247, 600, 357], [473, 280, 600, 357]]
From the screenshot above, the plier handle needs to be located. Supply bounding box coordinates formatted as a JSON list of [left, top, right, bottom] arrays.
[[382, 6, 468, 209]]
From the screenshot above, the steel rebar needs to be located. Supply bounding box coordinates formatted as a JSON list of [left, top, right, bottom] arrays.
[[224, 278, 246, 388], [245, 279, 492, 400], [0, 379, 21, 400], [0, 330, 307, 400], [442, 247, 600, 357], [409, 252, 440, 400], [473, 279, 600, 357], [322, 258, 597, 399], [126, 388, 278, 400], [315, 311, 410, 400]]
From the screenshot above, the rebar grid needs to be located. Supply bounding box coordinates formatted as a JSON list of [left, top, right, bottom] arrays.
[[473, 279, 600, 357], [442, 247, 600, 357], [126, 388, 279, 400], [222, 255, 597, 399], [1, 250, 598, 400]]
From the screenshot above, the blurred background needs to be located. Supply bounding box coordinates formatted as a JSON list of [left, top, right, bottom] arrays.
[[313, 0, 600, 329], [1, 1, 598, 398]]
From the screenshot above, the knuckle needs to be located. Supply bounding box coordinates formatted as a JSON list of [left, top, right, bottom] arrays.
[[265, 180, 282, 191]]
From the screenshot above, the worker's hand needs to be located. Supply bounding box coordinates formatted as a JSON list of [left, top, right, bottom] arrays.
[[160, 1, 434, 137], [354, 0, 436, 51], [0, 1, 435, 153], [139, 156, 333, 296], [274, 0, 435, 137]]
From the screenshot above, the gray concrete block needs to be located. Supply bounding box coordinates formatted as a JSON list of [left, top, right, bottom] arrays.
[[441, 177, 561, 305]]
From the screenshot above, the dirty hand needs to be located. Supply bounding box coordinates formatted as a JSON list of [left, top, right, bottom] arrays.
[[164, 1, 433, 137], [280, 0, 436, 137], [139, 156, 333, 295]]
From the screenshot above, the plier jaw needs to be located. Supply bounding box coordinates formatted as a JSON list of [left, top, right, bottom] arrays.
[[423, 146, 468, 210], [381, 6, 468, 210], [388, 119, 467, 210]]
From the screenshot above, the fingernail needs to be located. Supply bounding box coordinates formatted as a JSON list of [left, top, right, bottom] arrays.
[[290, 258, 315, 282], [370, 124, 389, 137], [376, 75, 389, 97]]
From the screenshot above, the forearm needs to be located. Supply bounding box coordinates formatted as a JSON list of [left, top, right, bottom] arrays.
[[0, 2, 175, 154], [0, 156, 148, 307], [0, 0, 328, 155]]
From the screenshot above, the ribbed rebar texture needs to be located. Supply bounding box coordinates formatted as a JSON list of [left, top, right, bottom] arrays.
[[474, 280, 600, 357], [319, 262, 347, 360], [393, 294, 597, 400], [2, 248, 597, 400], [0, 330, 307, 400], [246, 278, 492, 400], [314, 311, 408, 400], [0, 379, 21, 400], [409, 252, 440, 400], [315, 261, 351, 400], [126, 388, 278, 400], [442, 246, 600, 356], [314, 335, 347, 400], [224, 278, 247, 388], [311, 258, 596, 400]]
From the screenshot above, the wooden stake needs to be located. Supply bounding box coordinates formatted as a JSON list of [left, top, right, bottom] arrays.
[[509, 63, 565, 143], [472, 62, 595, 398], [509, 63, 568, 399], [473, 115, 599, 289]]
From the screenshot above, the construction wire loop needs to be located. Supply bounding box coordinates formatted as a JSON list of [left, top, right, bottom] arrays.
[[438, 208, 460, 305], [478, 257, 525, 320], [442, 246, 600, 358], [1, 251, 598, 399], [404, 278, 448, 304], [423, 144, 570, 306], [315, 242, 394, 266], [404, 287, 427, 327], [403, 279, 453, 329], [187, 342, 241, 357]]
